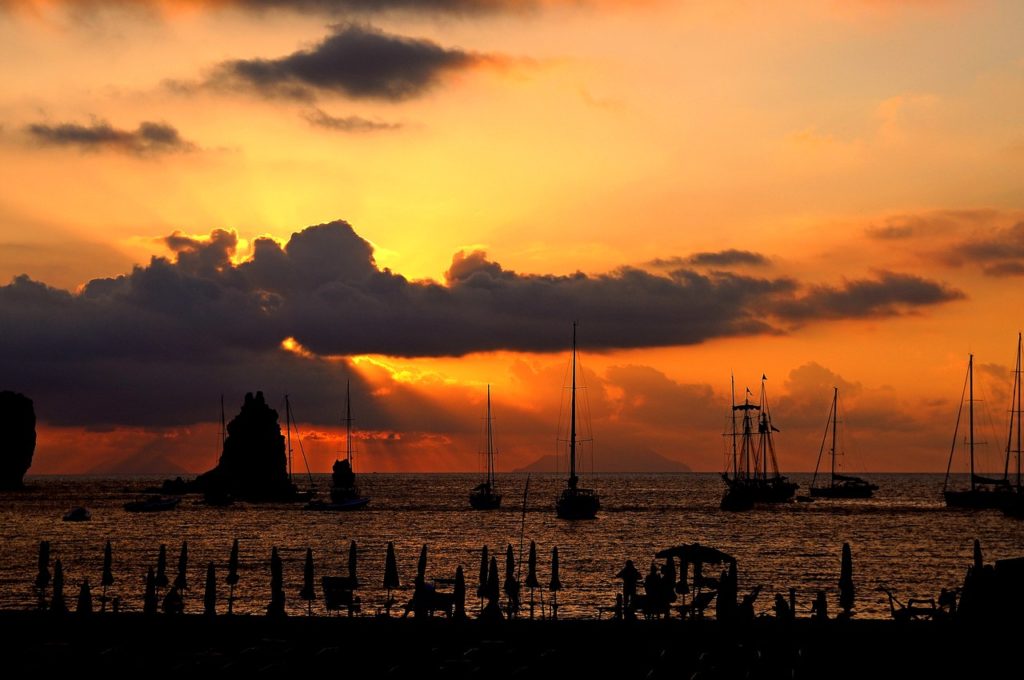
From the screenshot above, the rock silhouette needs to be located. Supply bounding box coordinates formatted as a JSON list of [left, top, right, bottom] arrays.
[[192, 391, 296, 501], [0, 391, 35, 489]]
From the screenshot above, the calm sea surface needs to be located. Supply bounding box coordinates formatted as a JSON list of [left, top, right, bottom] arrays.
[[2, 473, 1022, 619]]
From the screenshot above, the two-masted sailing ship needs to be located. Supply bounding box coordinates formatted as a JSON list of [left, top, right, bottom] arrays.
[[809, 387, 878, 498], [469, 385, 502, 510], [555, 323, 600, 519], [721, 375, 798, 511]]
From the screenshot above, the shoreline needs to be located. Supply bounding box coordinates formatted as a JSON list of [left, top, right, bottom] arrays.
[[0, 611, 1013, 678]]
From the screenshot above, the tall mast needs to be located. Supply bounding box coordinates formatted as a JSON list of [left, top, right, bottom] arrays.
[[286, 394, 293, 483], [486, 384, 495, 487], [569, 322, 578, 490], [969, 354, 975, 491], [830, 387, 838, 487], [345, 380, 353, 467], [730, 373, 737, 479], [1007, 333, 1022, 488], [220, 394, 226, 445]]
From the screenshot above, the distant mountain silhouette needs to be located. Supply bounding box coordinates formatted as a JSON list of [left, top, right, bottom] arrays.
[[0, 391, 35, 489], [514, 449, 692, 473]]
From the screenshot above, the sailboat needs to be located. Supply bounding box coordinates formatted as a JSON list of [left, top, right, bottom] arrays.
[[721, 375, 798, 511], [470, 385, 502, 510], [1003, 334, 1024, 518], [309, 382, 370, 511], [943, 353, 1013, 509], [555, 322, 600, 520], [809, 387, 878, 498]]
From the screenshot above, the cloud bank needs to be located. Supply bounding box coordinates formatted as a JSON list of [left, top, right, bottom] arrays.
[[0, 219, 964, 427], [203, 24, 494, 101]]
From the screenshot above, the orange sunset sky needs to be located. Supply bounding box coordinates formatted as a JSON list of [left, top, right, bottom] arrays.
[[1, 0, 1023, 476]]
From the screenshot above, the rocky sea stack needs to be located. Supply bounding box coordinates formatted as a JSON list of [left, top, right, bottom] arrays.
[[0, 391, 36, 490], [193, 391, 296, 501]]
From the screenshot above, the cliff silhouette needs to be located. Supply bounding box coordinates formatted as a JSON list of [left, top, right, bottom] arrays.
[[0, 391, 35, 489], [192, 391, 296, 501]]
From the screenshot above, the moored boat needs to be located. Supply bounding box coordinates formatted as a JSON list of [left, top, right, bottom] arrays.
[[470, 385, 502, 510], [721, 374, 797, 510], [555, 322, 600, 520], [809, 387, 878, 499]]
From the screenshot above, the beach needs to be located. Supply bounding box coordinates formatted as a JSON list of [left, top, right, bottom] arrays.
[[0, 611, 1013, 679]]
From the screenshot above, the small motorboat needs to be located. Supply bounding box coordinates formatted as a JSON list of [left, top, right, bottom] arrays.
[[123, 496, 180, 513], [62, 507, 91, 522]]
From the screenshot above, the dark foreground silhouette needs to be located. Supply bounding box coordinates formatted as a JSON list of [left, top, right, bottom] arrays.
[[0, 612, 1018, 678]]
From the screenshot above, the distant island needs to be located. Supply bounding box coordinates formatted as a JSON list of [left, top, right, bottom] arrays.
[[514, 449, 692, 474], [0, 390, 35, 489], [188, 391, 298, 502]]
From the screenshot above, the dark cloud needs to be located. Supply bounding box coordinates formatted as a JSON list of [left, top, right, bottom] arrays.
[[206, 23, 490, 101], [983, 261, 1024, 277], [772, 271, 964, 321], [303, 107, 401, 132], [647, 250, 770, 269], [0, 220, 964, 428], [932, 221, 1024, 277], [942, 222, 1024, 277], [25, 119, 196, 156]]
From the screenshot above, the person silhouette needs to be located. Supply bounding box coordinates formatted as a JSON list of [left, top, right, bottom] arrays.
[[616, 560, 642, 610]]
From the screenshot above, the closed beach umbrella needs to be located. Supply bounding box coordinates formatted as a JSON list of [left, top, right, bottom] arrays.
[[77, 579, 92, 615], [526, 541, 539, 589], [839, 542, 854, 616], [301, 548, 316, 614], [204, 562, 217, 616], [504, 544, 515, 592], [454, 565, 466, 619], [101, 540, 114, 612], [477, 545, 489, 602], [144, 567, 157, 615], [549, 547, 561, 592], [155, 544, 169, 588], [175, 541, 188, 591], [348, 541, 358, 587], [416, 544, 428, 585], [51, 559, 66, 615], [973, 539, 983, 571], [226, 539, 239, 615], [525, 541, 539, 619], [35, 541, 51, 592], [383, 542, 399, 615]]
